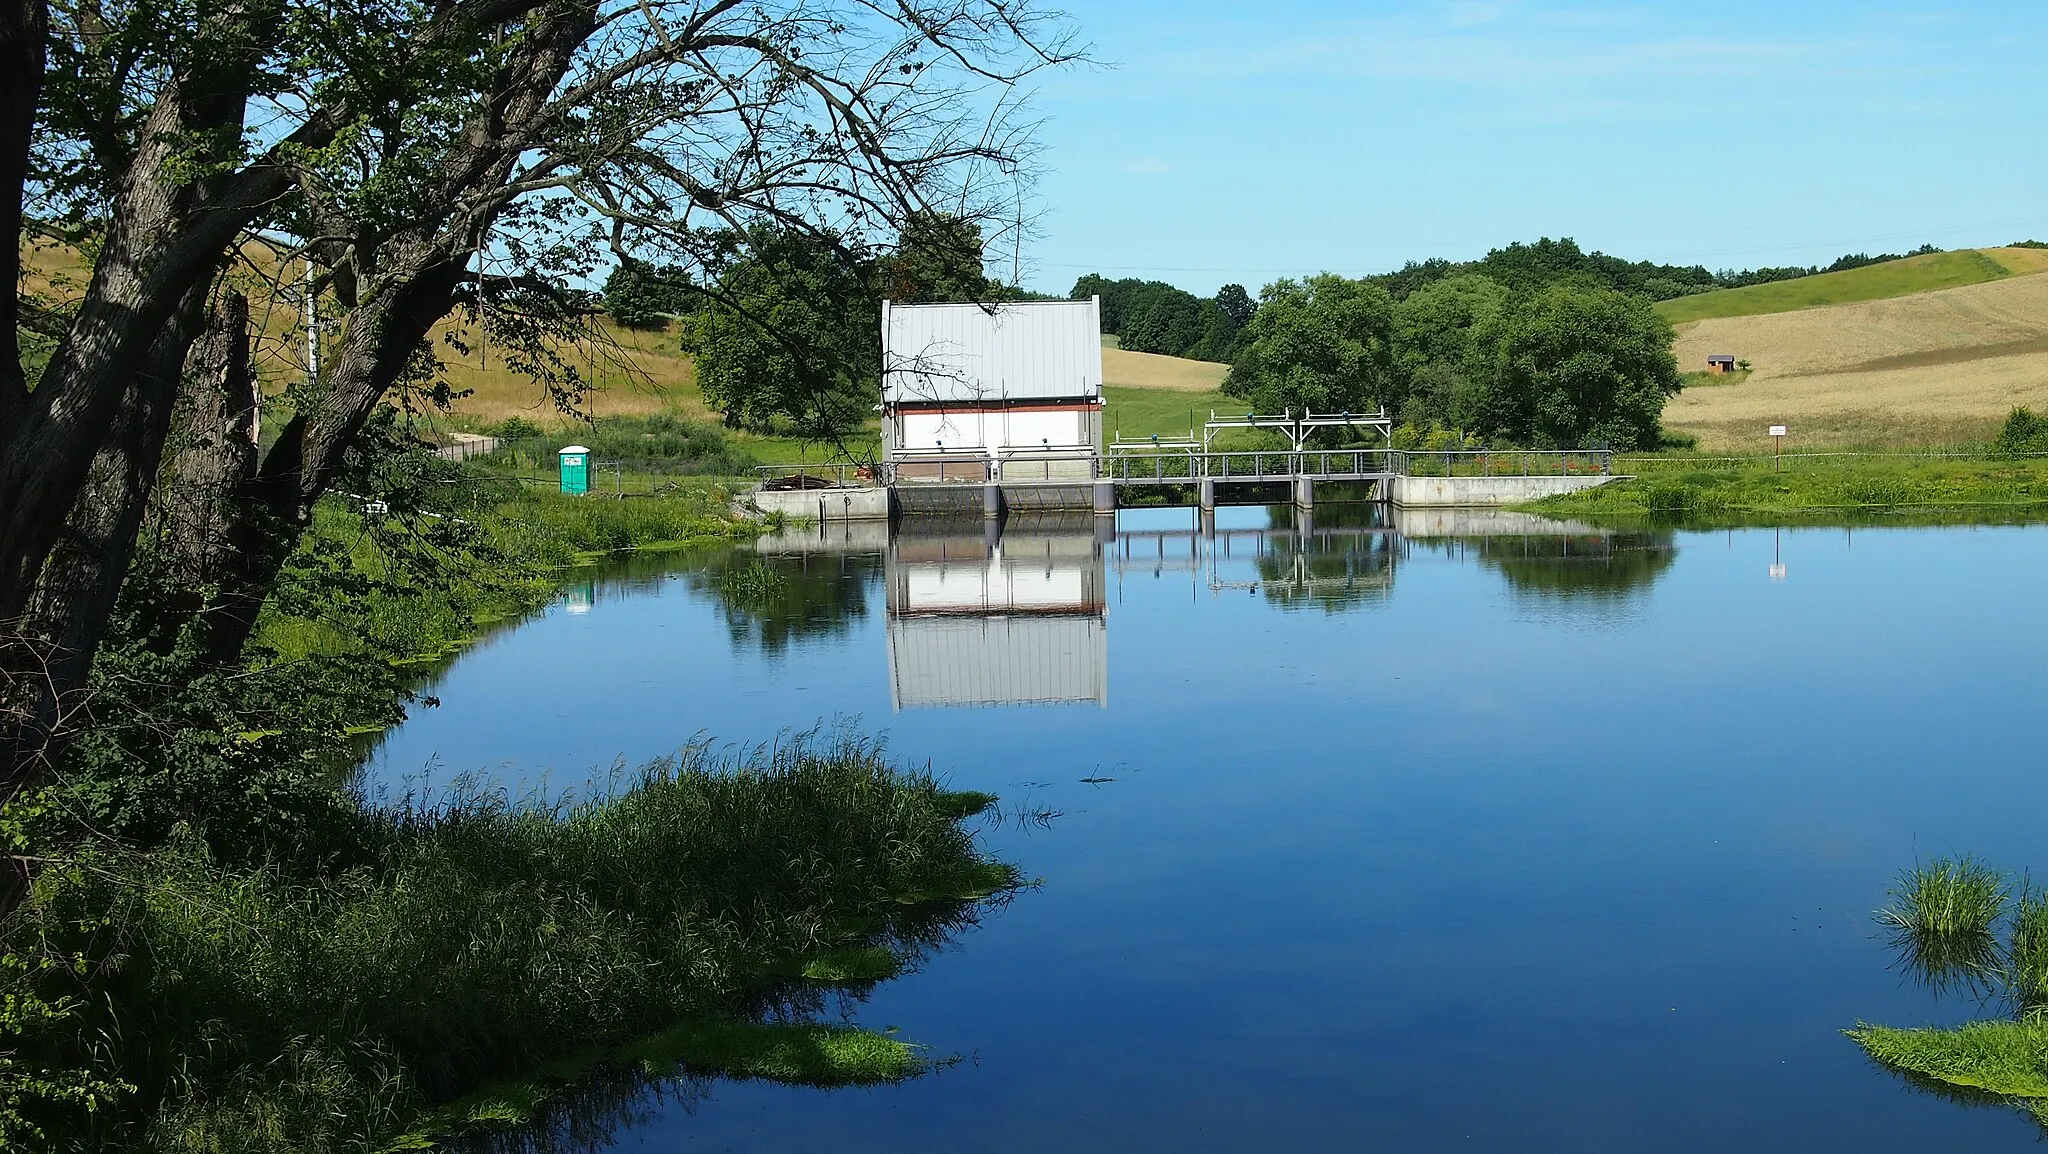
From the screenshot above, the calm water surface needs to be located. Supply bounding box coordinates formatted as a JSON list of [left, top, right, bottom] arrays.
[[366, 506, 2048, 1151]]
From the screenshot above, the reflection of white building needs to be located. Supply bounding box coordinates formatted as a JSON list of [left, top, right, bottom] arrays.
[[885, 523, 1108, 709], [881, 300, 1104, 478]]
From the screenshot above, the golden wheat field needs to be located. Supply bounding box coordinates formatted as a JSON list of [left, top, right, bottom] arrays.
[[1666, 265, 2048, 449], [1101, 345, 1230, 392]]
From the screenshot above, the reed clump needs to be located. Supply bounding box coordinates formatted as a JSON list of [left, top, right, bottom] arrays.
[[3, 735, 1019, 1150], [1878, 857, 2007, 937]]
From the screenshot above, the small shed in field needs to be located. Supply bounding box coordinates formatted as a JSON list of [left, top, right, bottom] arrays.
[[1705, 354, 1738, 375], [880, 299, 1104, 472]]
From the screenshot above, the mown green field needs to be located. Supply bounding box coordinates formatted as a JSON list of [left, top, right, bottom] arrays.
[[1103, 384, 1232, 443], [1655, 249, 2028, 325]]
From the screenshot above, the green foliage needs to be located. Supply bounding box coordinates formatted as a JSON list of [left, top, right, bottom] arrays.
[[1994, 407, 2048, 457], [874, 212, 992, 304], [1534, 455, 2048, 521], [1850, 1020, 2048, 1100], [602, 260, 692, 331], [491, 416, 543, 440], [7, 737, 1017, 1149], [1879, 858, 2008, 993], [490, 414, 756, 477], [1223, 274, 1395, 415], [1498, 286, 1682, 450], [2012, 889, 2048, 1011], [1220, 271, 1677, 448], [688, 228, 879, 438], [792, 946, 902, 984], [0, 817, 135, 1148], [1390, 273, 1510, 429], [1852, 857, 2048, 1129]]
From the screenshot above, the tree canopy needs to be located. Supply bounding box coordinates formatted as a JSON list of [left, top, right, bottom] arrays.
[[1222, 275, 1395, 415], [0, 0, 1079, 806], [688, 228, 880, 438]]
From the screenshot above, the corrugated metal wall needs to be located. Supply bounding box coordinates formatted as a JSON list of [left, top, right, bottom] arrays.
[[883, 299, 1104, 403]]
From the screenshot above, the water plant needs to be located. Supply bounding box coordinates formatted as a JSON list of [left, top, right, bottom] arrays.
[[1877, 857, 2008, 992], [2008, 886, 2048, 1013]]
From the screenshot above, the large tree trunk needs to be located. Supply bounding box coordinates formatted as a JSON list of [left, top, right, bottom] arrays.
[[191, 256, 473, 668], [0, 0, 294, 628], [140, 292, 263, 661], [0, 283, 214, 801]]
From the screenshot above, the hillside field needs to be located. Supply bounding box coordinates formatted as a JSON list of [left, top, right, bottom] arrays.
[[1664, 268, 2048, 449]]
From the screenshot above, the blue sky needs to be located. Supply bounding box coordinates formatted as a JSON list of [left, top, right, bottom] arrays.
[[1011, 0, 2048, 296]]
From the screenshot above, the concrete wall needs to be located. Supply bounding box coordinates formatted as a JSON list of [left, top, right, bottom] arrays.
[[1387, 474, 1616, 508], [746, 485, 892, 522], [1001, 482, 1095, 511]]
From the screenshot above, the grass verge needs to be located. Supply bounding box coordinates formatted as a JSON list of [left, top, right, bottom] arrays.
[[1523, 454, 2048, 522]]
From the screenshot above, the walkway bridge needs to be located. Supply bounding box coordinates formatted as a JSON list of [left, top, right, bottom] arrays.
[[756, 446, 1614, 519]]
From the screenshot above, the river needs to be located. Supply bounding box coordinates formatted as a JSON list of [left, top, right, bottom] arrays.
[[364, 505, 2048, 1151]]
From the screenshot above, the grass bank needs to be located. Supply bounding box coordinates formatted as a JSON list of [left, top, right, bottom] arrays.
[[258, 473, 754, 668], [3, 446, 1032, 1150], [5, 738, 1021, 1150], [1523, 452, 2048, 522]]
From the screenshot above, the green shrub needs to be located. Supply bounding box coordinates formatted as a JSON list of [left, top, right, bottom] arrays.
[[492, 416, 544, 440], [1995, 407, 2048, 457]]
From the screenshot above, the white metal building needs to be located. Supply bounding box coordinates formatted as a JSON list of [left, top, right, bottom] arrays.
[[880, 299, 1105, 469]]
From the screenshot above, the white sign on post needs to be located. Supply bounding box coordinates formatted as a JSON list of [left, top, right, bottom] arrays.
[[1768, 425, 1788, 437]]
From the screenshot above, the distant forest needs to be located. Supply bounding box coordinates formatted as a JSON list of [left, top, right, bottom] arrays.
[[1069, 238, 1944, 362]]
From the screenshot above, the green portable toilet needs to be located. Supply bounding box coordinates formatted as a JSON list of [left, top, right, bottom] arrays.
[[558, 445, 591, 494]]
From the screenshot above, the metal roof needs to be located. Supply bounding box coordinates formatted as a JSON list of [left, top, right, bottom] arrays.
[[882, 299, 1103, 405]]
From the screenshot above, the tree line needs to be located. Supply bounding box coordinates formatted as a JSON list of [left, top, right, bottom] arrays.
[[1223, 272, 1681, 451], [1067, 275, 1253, 362]]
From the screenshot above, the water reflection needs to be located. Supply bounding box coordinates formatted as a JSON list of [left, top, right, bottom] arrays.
[[681, 541, 883, 653], [884, 514, 1109, 709], [747, 505, 1678, 710], [1394, 509, 1677, 603]]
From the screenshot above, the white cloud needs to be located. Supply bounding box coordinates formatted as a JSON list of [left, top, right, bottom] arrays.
[[1122, 157, 1175, 174]]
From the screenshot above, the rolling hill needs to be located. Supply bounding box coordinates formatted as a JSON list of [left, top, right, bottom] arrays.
[[1663, 261, 2048, 449]]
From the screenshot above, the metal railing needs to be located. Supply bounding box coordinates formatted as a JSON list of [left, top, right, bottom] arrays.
[[754, 447, 1613, 489], [753, 462, 878, 489]]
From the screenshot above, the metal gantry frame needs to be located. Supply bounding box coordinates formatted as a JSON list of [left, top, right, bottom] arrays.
[[1201, 407, 1394, 453]]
